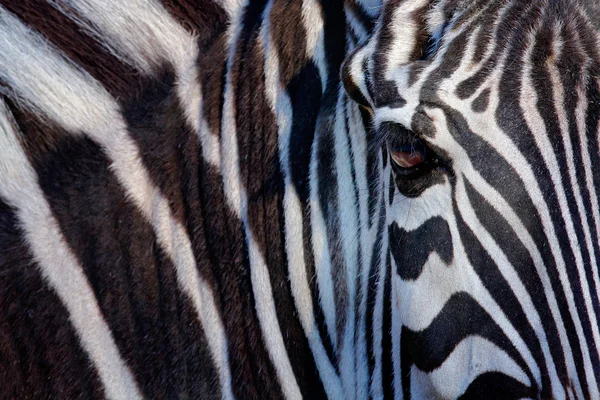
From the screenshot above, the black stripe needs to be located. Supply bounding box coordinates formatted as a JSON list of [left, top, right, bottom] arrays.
[[389, 217, 453, 281], [159, 0, 228, 50], [453, 0, 536, 100], [341, 44, 372, 109], [452, 191, 535, 387], [209, 6, 286, 395], [0, 198, 106, 399], [470, 1, 506, 64], [458, 178, 544, 393], [269, 0, 308, 85], [120, 66, 190, 224], [198, 161, 282, 400], [585, 71, 600, 308], [471, 87, 490, 113], [198, 32, 228, 139], [401, 292, 527, 375], [2, 0, 139, 99], [285, 63, 339, 375], [441, 104, 587, 392], [554, 19, 600, 388], [316, 0, 355, 343], [345, 0, 376, 36], [288, 61, 340, 376], [571, 7, 600, 330], [235, 28, 327, 397], [316, 90, 349, 346], [459, 372, 536, 399], [363, 106, 380, 227], [528, 20, 593, 393], [366, 193, 386, 389], [371, 0, 406, 107], [463, 178, 563, 398], [9, 110, 221, 397], [381, 252, 394, 400]]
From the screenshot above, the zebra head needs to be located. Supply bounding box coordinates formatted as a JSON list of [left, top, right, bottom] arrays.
[[343, 0, 600, 398]]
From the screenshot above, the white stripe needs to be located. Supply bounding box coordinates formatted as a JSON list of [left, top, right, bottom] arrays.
[[410, 24, 584, 396], [55, 0, 194, 74], [333, 90, 359, 399], [55, 0, 220, 173], [547, 56, 600, 397], [455, 176, 558, 391], [217, 0, 246, 19], [344, 8, 369, 45], [369, 221, 388, 398], [459, 167, 573, 400], [385, 0, 430, 78], [391, 257, 403, 400], [428, 99, 581, 398], [575, 76, 600, 313], [261, 6, 345, 398], [198, 0, 250, 168], [246, 228, 303, 399], [54, 0, 211, 177], [386, 119, 549, 398], [0, 103, 142, 400], [345, 94, 379, 400], [306, 76, 339, 355], [443, 22, 575, 397], [348, 43, 376, 107], [302, 0, 328, 90], [417, 336, 530, 399], [519, 36, 593, 398], [0, 11, 234, 398], [220, 11, 302, 398]]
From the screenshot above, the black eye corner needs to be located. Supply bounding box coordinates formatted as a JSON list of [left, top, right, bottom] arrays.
[[380, 122, 452, 197]]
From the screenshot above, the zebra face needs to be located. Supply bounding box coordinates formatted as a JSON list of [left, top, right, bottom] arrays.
[[343, 0, 600, 397]]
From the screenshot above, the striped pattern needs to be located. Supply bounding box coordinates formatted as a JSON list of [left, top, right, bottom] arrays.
[[0, 1, 394, 399], [343, 0, 600, 398]]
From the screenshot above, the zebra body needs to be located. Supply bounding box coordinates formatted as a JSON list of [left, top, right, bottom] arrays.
[[343, 0, 600, 397], [0, 0, 387, 398], [2, 0, 600, 398]]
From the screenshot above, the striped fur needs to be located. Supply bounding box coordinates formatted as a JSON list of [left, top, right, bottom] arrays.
[[343, 0, 600, 398], [0, 0, 398, 399]]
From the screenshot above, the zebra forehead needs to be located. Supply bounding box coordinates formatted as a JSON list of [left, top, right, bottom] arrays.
[[348, 0, 600, 117]]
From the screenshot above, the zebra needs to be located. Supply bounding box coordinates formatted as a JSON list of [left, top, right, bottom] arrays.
[[342, 0, 600, 398], [0, 0, 394, 399]]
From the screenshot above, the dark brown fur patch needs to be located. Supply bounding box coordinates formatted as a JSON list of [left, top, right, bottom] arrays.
[[198, 33, 228, 137], [2, 0, 139, 99], [159, 0, 228, 51], [6, 101, 222, 398], [471, 87, 490, 113], [120, 66, 189, 224], [230, 7, 328, 394], [269, 0, 308, 85], [0, 199, 106, 399]]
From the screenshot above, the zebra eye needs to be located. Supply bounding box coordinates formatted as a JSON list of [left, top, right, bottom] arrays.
[[382, 122, 451, 197], [387, 132, 430, 171], [389, 144, 425, 168]]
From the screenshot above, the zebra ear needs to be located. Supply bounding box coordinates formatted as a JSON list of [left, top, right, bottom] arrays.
[[341, 44, 373, 110]]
